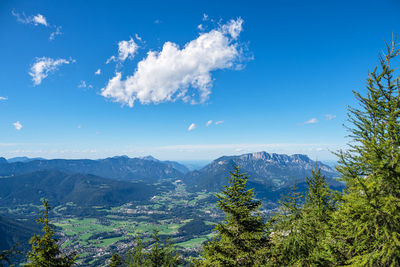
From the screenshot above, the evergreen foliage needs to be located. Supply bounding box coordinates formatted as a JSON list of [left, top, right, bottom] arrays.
[[26, 200, 77, 267], [109, 253, 122, 267], [125, 229, 180, 267], [0, 244, 20, 267], [332, 38, 400, 266], [198, 164, 270, 266], [269, 168, 336, 266]]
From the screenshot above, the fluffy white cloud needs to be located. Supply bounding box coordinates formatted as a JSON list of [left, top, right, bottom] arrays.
[[29, 57, 73, 86], [206, 120, 213, 126], [215, 120, 224, 125], [101, 18, 245, 107], [188, 123, 196, 131], [95, 69, 101, 75], [13, 121, 22, 130], [304, 118, 319, 124], [107, 38, 139, 63], [325, 114, 336, 120], [0, 96, 7, 101]]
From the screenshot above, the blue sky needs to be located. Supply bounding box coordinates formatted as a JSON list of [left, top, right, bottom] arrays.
[[1, 0, 399, 161]]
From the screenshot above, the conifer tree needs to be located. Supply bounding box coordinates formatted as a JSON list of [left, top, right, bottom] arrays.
[[126, 230, 179, 267], [147, 229, 180, 267], [0, 244, 20, 267], [26, 200, 77, 267], [270, 168, 336, 266], [109, 252, 122, 267], [126, 236, 146, 266], [269, 182, 304, 266], [332, 38, 400, 266], [198, 164, 269, 266]]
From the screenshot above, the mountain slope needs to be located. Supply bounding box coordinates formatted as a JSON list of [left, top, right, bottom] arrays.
[[0, 215, 40, 251], [0, 170, 154, 207]]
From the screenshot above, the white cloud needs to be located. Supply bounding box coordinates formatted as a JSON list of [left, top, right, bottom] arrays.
[[13, 121, 22, 130], [33, 14, 48, 26], [12, 10, 62, 40], [154, 19, 161, 24], [49, 26, 62, 40], [107, 38, 139, 63], [12, 10, 48, 26], [135, 34, 142, 41], [215, 120, 224, 125], [203, 14, 209, 21], [221, 18, 243, 40], [118, 38, 138, 61], [188, 123, 196, 131], [29, 57, 73, 86], [101, 18, 245, 107], [77, 125, 82, 129], [325, 114, 336, 120], [206, 120, 213, 126], [304, 118, 319, 124], [78, 81, 87, 88], [95, 69, 101, 75], [0, 96, 7, 101]]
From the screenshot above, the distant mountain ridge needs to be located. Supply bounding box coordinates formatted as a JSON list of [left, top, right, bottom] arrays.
[[140, 155, 190, 173], [0, 156, 185, 181], [7, 156, 46, 163], [183, 151, 340, 193]]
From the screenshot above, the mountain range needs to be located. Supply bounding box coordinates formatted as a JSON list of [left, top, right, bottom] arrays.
[[0, 152, 342, 204], [0, 156, 186, 181], [0, 152, 340, 191]]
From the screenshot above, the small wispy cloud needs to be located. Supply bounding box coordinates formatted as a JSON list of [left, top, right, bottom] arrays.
[[12, 10, 48, 26], [12, 10, 62, 40], [135, 34, 142, 41], [203, 14, 209, 21], [215, 120, 224, 125], [29, 57, 74, 86], [95, 69, 101, 75], [154, 19, 161, 24], [325, 114, 336, 120], [206, 120, 213, 127], [78, 81, 87, 88], [49, 26, 62, 41], [304, 118, 318, 124], [188, 123, 196, 131], [13, 121, 22, 130], [0, 96, 7, 101]]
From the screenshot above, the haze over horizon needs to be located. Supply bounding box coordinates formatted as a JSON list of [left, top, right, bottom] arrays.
[[2, 0, 400, 161]]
